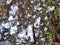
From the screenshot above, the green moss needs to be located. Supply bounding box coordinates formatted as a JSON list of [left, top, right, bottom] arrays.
[[57, 8, 60, 16], [54, 8, 60, 16], [47, 32, 52, 39]]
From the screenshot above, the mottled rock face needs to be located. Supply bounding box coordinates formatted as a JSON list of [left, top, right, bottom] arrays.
[[0, 0, 60, 45]]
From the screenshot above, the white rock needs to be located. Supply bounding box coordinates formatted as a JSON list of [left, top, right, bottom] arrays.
[[43, 4, 46, 7], [16, 38, 22, 45], [6, 0, 12, 4], [22, 5, 25, 8], [1, 22, 10, 29], [9, 10, 16, 15], [25, 36, 28, 40], [4, 37, 8, 40], [40, 23, 44, 26], [47, 6, 55, 12], [4, 32, 8, 35], [18, 33, 25, 38], [8, 21, 13, 27], [4, 23, 10, 28], [37, 3, 41, 6], [44, 27, 48, 31], [58, 3, 60, 5], [34, 6, 42, 11], [34, 6, 38, 11], [11, 4, 18, 11], [41, 38, 45, 41], [8, 16, 14, 21], [9, 4, 19, 15], [3, 40, 9, 45], [17, 29, 26, 45], [47, 32, 49, 34], [10, 26, 17, 35], [27, 25, 34, 42], [45, 16, 48, 20], [16, 21, 19, 26], [11, 4, 19, 13], [34, 17, 41, 28], [40, 11, 43, 13], [34, 3, 42, 11], [18, 29, 26, 38], [14, 15, 18, 20], [27, 13, 31, 18], [36, 42, 38, 45], [35, 30, 39, 37], [32, 15, 36, 19], [31, 1, 34, 4], [41, 0, 45, 2], [38, 7, 42, 11]]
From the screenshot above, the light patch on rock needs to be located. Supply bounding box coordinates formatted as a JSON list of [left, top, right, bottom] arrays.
[[47, 6, 55, 12], [6, 0, 12, 4], [36, 42, 38, 45], [3, 40, 9, 45], [27, 13, 31, 18], [34, 6, 42, 11], [9, 10, 16, 15], [35, 30, 39, 37], [8, 16, 14, 21], [41, 0, 45, 2], [1, 22, 10, 29], [58, 3, 60, 5], [16, 38, 22, 45], [41, 37, 45, 42], [9, 4, 19, 15], [16, 21, 19, 26], [34, 17, 41, 28], [4, 32, 8, 35], [45, 16, 48, 20], [18, 29, 26, 38], [27, 25, 34, 42], [31, 1, 34, 4], [17, 29, 26, 44], [40, 34, 43, 37], [11, 4, 19, 11], [44, 27, 48, 31], [32, 15, 36, 19], [14, 15, 18, 20], [10, 26, 17, 35]]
